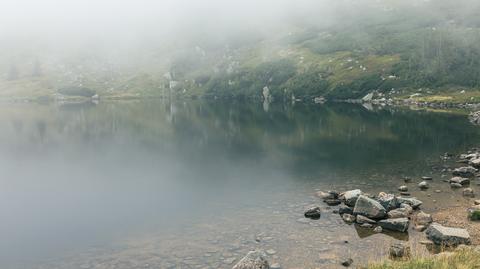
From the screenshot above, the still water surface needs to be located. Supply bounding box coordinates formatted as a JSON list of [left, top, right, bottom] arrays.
[[0, 100, 479, 268]]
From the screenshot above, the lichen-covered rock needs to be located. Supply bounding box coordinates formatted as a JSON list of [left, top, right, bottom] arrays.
[[353, 195, 387, 219], [426, 223, 471, 246], [378, 218, 409, 232], [233, 250, 270, 269], [342, 189, 362, 207]]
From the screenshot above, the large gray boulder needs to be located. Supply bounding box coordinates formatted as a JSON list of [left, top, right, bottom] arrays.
[[425, 223, 471, 246], [397, 197, 422, 209], [233, 250, 270, 269], [452, 166, 478, 178], [343, 189, 362, 206], [378, 218, 409, 232], [353, 195, 386, 219]]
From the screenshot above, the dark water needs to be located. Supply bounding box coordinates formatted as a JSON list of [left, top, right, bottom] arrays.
[[0, 100, 479, 268]]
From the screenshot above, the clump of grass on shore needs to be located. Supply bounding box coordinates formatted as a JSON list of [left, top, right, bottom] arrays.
[[366, 247, 480, 269]]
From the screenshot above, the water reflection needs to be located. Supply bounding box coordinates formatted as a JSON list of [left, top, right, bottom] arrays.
[[0, 100, 479, 268]]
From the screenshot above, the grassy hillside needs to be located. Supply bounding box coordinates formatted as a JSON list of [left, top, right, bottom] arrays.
[[1, 0, 480, 101]]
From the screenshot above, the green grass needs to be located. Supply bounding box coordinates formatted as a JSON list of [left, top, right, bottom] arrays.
[[366, 247, 480, 269]]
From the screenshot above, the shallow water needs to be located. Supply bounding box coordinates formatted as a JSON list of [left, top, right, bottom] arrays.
[[0, 100, 479, 269]]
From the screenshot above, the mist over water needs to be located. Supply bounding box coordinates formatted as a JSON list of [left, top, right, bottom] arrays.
[[0, 100, 478, 268]]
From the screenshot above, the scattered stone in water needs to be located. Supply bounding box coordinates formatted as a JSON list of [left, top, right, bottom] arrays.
[[317, 190, 339, 200], [404, 177, 412, 183], [270, 263, 281, 269], [426, 223, 471, 246], [304, 207, 321, 219], [342, 213, 356, 223], [398, 186, 408, 192], [266, 249, 276, 255], [324, 199, 342, 206], [342, 189, 362, 207], [233, 250, 269, 269], [389, 243, 411, 258], [450, 177, 470, 185], [373, 226, 383, 233], [418, 181, 429, 190], [422, 176, 433, 180], [452, 166, 478, 178], [435, 190, 441, 193], [353, 195, 387, 219], [400, 192, 411, 196], [463, 188, 475, 197], [378, 218, 409, 232], [340, 258, 353, 267], [397, 197, 422, 209]]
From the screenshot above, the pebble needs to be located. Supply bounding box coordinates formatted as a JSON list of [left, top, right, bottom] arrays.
[[266, 249, 277, 255]]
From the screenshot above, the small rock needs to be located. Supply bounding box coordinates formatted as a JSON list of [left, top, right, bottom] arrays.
[[398, 186, 408, 192], [451, 182, 463, 188], [463, 188, 475, 197], [317, 190, 339, 199], [338, 205, 354, 215], [324, 199, 342, 206], [435, 190, 441, 193], [422, 176, 433, 180], [378, 218, 410, 232], [233, 250, 269, 269], [340, 258, 353, 267], [266, 249, 276, 255], [342, 213, 356, 223], [397, 197, 422, 209], [415, 211, 433, 226], [474, 200, 480, 205], [404, 177, 412, 183], [389, 243, 410, 258], [388, 208, 410, 218], [418, 181, 429, 190], [450, 177, 470, 185], [304, 207, 321, 219], [270, 263, 281, 269], [377, 192, 398, 211], [373, 226, 383, 233], [342, 189, 362, 207]]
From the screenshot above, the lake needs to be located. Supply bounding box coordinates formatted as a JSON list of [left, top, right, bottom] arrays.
[[0, 100, 479, 268]]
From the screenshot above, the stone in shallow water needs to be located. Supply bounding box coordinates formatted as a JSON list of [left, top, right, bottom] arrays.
[[463, 188, 475, 197], [304, 207, 321, 219], [378, 218, 409, 232], [342, 189, 362, 207], [324, 199, 342, 206], [397, 197, 422, 209], [233, 250, 269, 269], [450, 177, 470, 185], [418, 181, 429, 190], [356, 215, 376, 224], [426, 223, 471, 246], [353, 195, 386, 219], [398, 185, 408, 192], [452, 166, 478, 178], [422, 176, 433, 180], [377, 192, 398, 211], [317, 190, 339, 200]]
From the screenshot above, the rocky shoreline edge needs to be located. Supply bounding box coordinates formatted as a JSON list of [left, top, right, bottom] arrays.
[[231, 149, 480, 269]]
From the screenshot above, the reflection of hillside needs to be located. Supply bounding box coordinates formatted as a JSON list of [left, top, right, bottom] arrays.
[[0, 101, 479, 175]]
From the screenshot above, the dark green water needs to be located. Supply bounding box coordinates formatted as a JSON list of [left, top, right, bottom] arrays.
[[0, 100, 479, 268]]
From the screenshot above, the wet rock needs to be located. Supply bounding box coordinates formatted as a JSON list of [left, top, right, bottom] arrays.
[[233, 250, 270, 269], [360, 223, 374, 228], [342, 213, 356, 223], [338, 205, 354, 215], [469, 111, 480, 125], [356, 215, 376, 224], [353, 195, 387, 219], [450, 177, 470, 185], [475, 200, 480, 205], [452, 166, 478, 178], [468, 207, 480, 221], [324, 199, 342, 206], [378, 218, 409, 232], [463, 188, 475, 197], [397, 197, 422, 209], [373, 226, 383, 233], [398, 186, 408, 192], [400, 203, 413, 214], [377, 192, 398, 211], [418, 181, 429, 190], [422, 176, 433, 181], [340, 258, 353, 267], [388, 208, 410, 218], [317, 190, 339, 200], [389, 243, 410, 258], [415, 211, 433, 226], [304, 207, 321, 219], [343, 189, 362, 207], [404, 177, 412, 183], [426, 223, 471, 246], [470, 158, 480, 167], [400, 192, 411, 196]]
